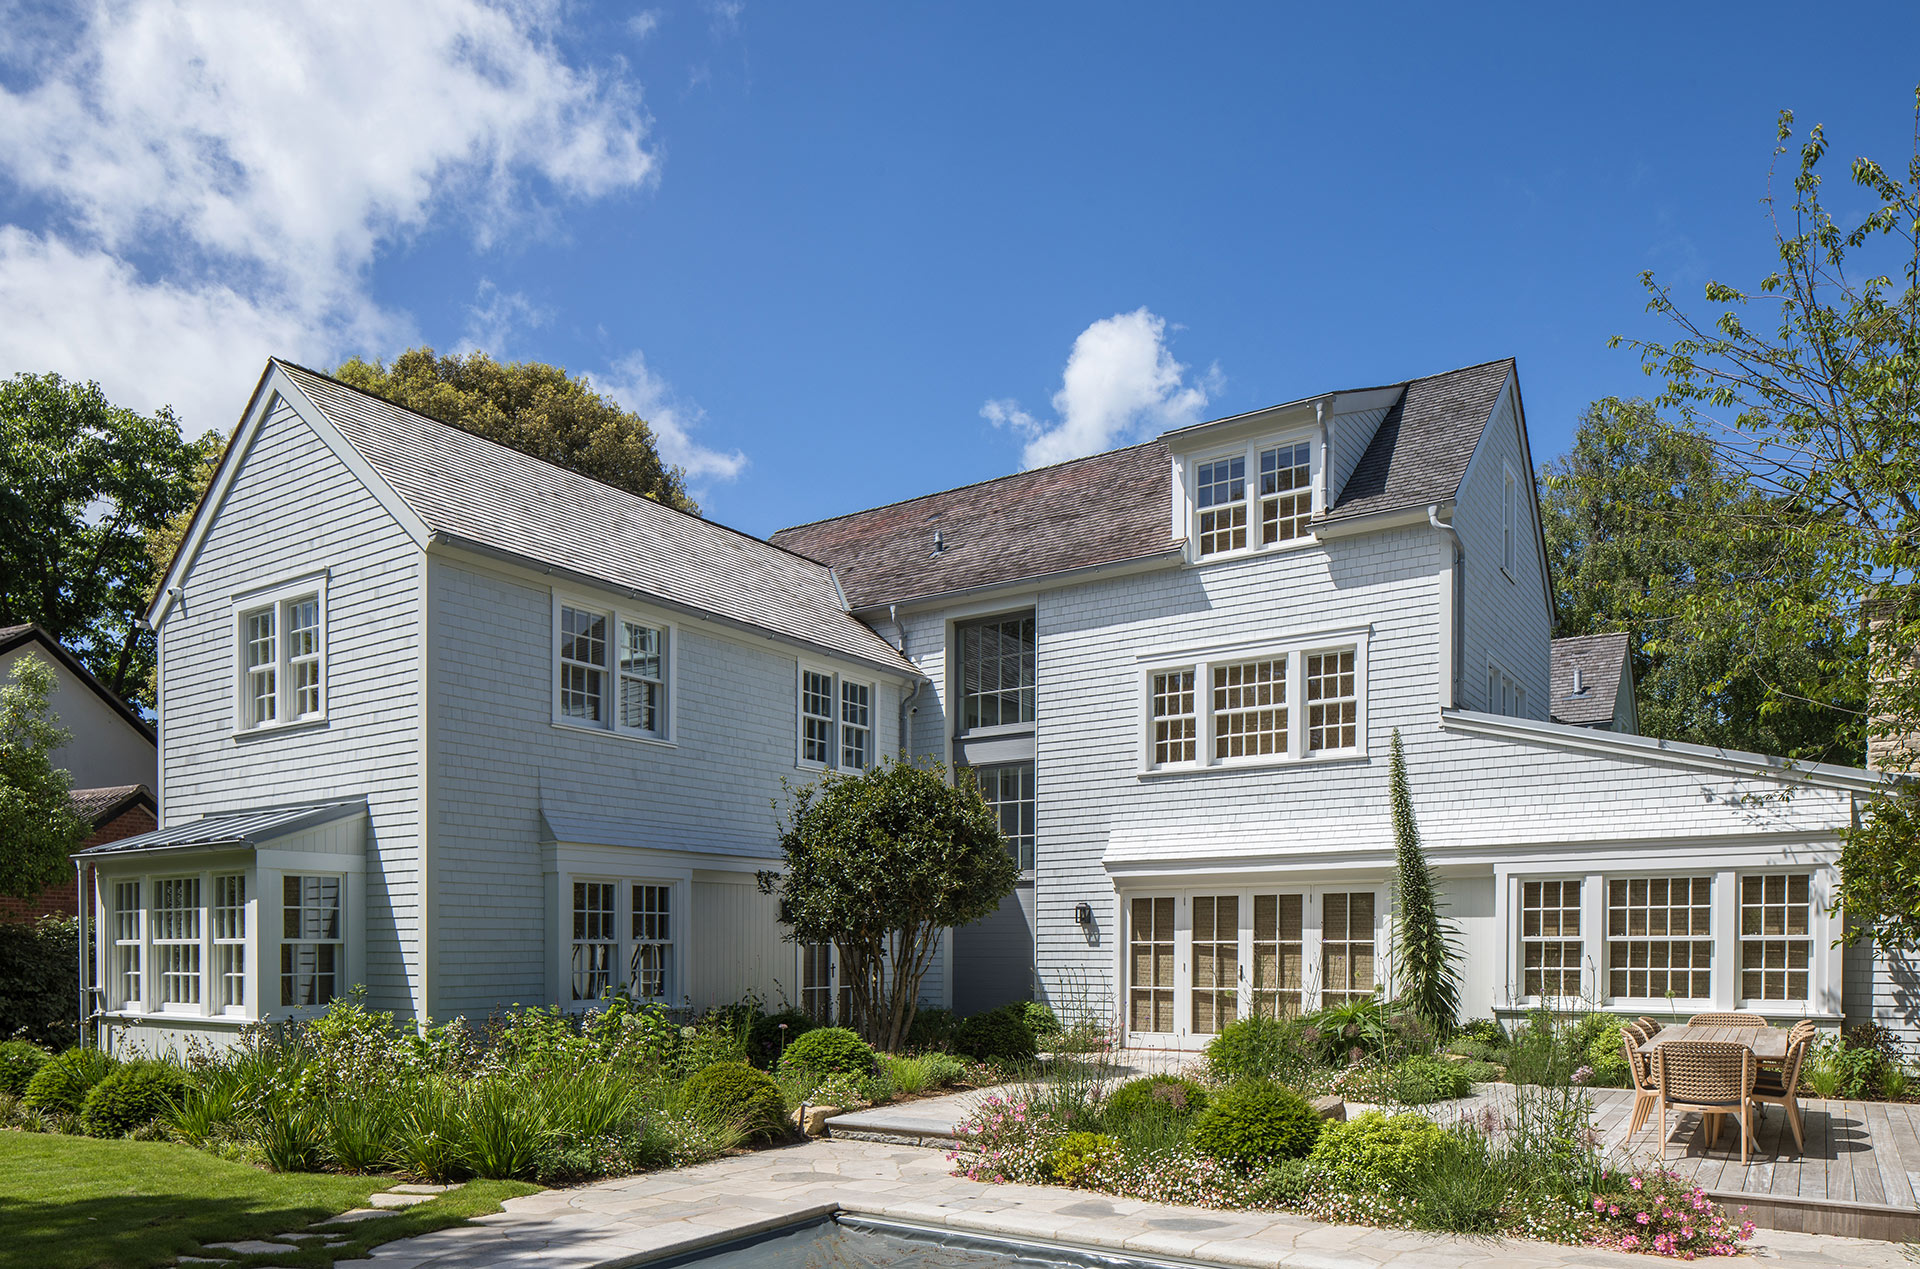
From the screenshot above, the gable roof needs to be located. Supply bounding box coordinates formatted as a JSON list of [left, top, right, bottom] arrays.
[[0, 624, 155, 742], [69, 783, 154, 826], [1323, 358, 1515, 522], [1550, 632, 1634, 728]]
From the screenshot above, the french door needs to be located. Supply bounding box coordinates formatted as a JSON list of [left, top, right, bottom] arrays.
[[800, 941, 855, 1025]]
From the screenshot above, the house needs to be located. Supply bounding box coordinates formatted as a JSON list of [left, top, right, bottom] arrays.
[[80, 356, 1911, 1057], [1548, 633, 1637, 733]]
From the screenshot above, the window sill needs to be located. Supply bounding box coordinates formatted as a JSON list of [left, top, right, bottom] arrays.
[[1186, 536, 1319, 568], [101, 1007, 252, 1025], [550, 719, 676, 749], [232, 716, 329, 741], [1137, 750, 1370, 779]]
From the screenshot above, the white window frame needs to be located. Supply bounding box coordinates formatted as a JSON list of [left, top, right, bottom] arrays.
[[550, 592, 676, 745], [1138, 628, 1369, 774], [570, 878, 619, 1003], [551, 869, 686, 1011], [212, 872, 248, 1016], [796, 661, 877, 772], [1186, 430, 1322, 563], [973, 761, 1036, 873], [280, 873, 345, 1011], [151, 876, 203, 1012], [111, 879, 143, 1011], [628, 882, 673, 1003], [232, 575, 328, 734], [1487, 661, 1527, 718], [1737, 870, 1815, 1006], [1517, 877, 1585, 1002]]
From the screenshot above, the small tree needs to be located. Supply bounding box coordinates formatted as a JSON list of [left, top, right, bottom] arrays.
[[759, 759, 1019, 1051], [0, 655, 88, 900], [1386, 729, 1460, 1036]]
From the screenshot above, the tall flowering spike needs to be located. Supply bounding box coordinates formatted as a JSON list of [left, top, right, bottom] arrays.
[[1387, 729, 1462, 1035]]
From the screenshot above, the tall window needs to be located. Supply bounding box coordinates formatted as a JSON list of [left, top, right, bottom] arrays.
[[282, 875, 342, 1007], [1213, 659, 1287, 759], [1150, 669, 1198, 766], [1321, 892, 1375, 1005], [618, 620, 665, 734], [236, 588, 325, 730], [799, 668, 875, 770], [245, 610, 276, 726], [800, 670, 834, 764], [1128, 896, 1175, 1034], [630, 884, 671, 1001], [559, 606, 608, 723], [1489, 666, 1526, 717], [840, 681, 871, 769], [1741, 874, 1811, 1001], [112, 881, 142, 1006], [1191, 895, 1239, 1035], [557, 601, 669, 739], [1607, 876, 1712, 1000], [1306, 650, 1358, 751], [1195, 455, 1248, 557], [1502, 467, 1518, 574], [975, 763, 1035, 871], [801, 942, 835, 1023], [153, 877, 202, 1007], [1521, 880, 1582, 999], [1259, 442, 1312, 544], [958, 614, 1035, 730], [213, 874, 247, 1011], [1251, 893, 1304, 1018], [571, 881, 616, 1002]]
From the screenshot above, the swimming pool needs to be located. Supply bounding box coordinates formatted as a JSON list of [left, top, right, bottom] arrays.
[[645, 1214, 1222, 1269]]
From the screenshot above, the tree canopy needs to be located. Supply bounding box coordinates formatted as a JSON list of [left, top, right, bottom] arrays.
[[0, 372, 220, 712], [332, 349, 695, 513], [0, 655, 88, 901]]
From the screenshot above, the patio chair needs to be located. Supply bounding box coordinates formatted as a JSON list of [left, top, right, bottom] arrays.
[[1635, 1016, 1665, 1040], [1687, 1012, 1768, 1028], [1626, 1017, 1659, 1044], [1623, 1030, 1659, 1139], [1654, 1040, 1759, 1164], [1750, 1025, 1813, 1151]]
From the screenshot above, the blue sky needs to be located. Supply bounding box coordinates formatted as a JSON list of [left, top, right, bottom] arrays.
[[3, 2, 1917, 537]]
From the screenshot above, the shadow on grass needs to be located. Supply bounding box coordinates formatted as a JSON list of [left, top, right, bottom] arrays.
[[0, 1192, 349, 1269]]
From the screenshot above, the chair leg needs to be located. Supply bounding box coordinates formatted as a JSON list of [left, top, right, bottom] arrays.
[[1706, 1111, 1720, 1148], [1787, 1097, 1805, 1152], [1662, 1102, 1672, 1161], [1739, 1105, 1751, 1165]]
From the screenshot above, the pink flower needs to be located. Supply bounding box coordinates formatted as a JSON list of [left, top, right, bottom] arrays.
[[1636, 1212, 1650, 1225], [1629, 1175, 1644, 1191], [1608, 1204, 1621, 1217], [1594, 1197, 1607, 1212]]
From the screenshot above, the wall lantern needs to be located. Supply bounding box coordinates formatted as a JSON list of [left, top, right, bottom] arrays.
[[1073, 902, 1093, 927]]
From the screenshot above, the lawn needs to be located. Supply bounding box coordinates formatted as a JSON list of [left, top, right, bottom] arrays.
[[0, 1132, 537, 1269]]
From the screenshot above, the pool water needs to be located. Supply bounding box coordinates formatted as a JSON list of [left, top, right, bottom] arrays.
[[649, 1215, 1204, 1269]]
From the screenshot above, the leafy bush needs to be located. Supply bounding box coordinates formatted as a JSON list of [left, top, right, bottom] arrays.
[[1407, 1122, 1507, 1234], [885, 1055, 929, 1095], [681, 1061, 788, 1143], [778, 1026, 877, 1079], [22, 1046, 114, 1114], [814, 1072, 867, 1109], [1206, 1016, 1307, 1084], [1333, 1055, 1472, 1105], [919, 1051, 966, 1088], [950, 1092, 1060, 1184], [326, 1093, 400, 1172], [1307, 995, 1395, 1063], [1452, 1058, 1504, 1085], [1189, 1080, 1324, 1169], [1104, 1074, 1208, 1121], [0, 1040, 50, 1096], [1458, 1017, 1508, 1046], [1445, 1034, 1507, 1063], [747, 1008, 816, 1069], [1588, 1167, 1754, 1256], [1023, 1002, 1061, 1043], [952, 1004, 1038, 1064], [1583, 1019, 1631, 1088], [257, 1098, 326, 1172], [79, 1062, 187, 1137], [0, 916, 79, 1049], [1248, 1156, 1316, 1207], [1308, 1110, 1453, 1194], [907, 1007, 957, 1051], [1045, 1131, 1119, 1187]]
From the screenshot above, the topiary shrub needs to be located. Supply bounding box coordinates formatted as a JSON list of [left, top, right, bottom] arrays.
[[681, 1061, 789, 1143], [80, 1062, 188, 1138], [951, 1004, 1038, 1064], [0, 1040, 51, 1097], [1104, 1074, 1209, 1121], [907, 1007, 957, 1051], [1045, 1131, 1119, 1187], [22, 1046, 115, 1115], [1308, 1110, 1453, 1193], [1189, 1080, 1323, 1169], [1206, 1015, 1305, 1084], [778, 1026, 877, 1079], [747, 1009, 817, 1069]]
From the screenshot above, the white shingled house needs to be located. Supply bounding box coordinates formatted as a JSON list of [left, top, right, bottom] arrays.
[[82, 357, 1911, 1057]]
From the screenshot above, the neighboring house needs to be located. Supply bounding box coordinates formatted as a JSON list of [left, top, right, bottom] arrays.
[[1, 785, 158, 924], [82, 356, 1912, 1057], [1548, 633, 1638, 733]]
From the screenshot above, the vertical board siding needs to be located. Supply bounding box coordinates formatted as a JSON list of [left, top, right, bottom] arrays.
[[692, 874, 797, 1011]]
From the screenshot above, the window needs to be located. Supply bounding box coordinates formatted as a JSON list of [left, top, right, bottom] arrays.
[[798, 666, 875, 770], [1502, 466, 1517, 574], [1321, 892, 1375, 1005], [555, 600, 670, 740], [1191, 894, 1239, 1035], [236, 586, 325, 730], [1188, 435, 1318, 560], [1150, 669, 1198, 766], [281, 875, 342, 1007], [1741, 874, 1811, 1001], [1607, 876, 1712, 1000], [800, 670, 834, 764], [571, 881, 617, 1002], [213, 874, 246, 1011], [1213, 659, 1286, 760], [958, 614, 1035, 730], [801, 941, 835, 1023], [618, 620, 665, 733], [630, 884, 671, 1001], [1195, 455, 1248, 557], [1305, 650, 1357, 751], [559, 607, 608, 723], [1259, 442, 1313, 544], [1144, 639, 1366, 772], [1128, 896, 1176, 1034], [153, 877, 202, 1007], [1250, 893, 1304, 1018], [1521, 880, 1582, 999], [840, 680, 871, 770], [1489, 666, 1526, 717], [112, 881, 142, 1006], [975, 763, 1035, 871]]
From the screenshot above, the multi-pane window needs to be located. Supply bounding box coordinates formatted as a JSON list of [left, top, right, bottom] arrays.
[[1741, 874, 1811, 1001], [1259, 443, 1312, 544], [1306, 650, 1358, 751], [1489, 667, 1527, 717], [801, 941, 835, 1024], [245, 610, 277, 726], [282, 875, 342, 1007], [213, 874, 247, 1011], [800, 670, 835, 764], [1607, 876, 1712, 1000], [1195, 455, 1248, 557], [975, 763, 1036, 871], [1151, 670, 1198, 766], [629, 884, 671, 1001], [558, 603, 669, 738], [1128, 896, 1176, 1034], [958, 614, 1036, 730], [571, 881, 617, 1002], [618, 621, 665, 734], [237, 590, 324, 729], [840, 681, 871, 770], [153, 877, 202, 1007], [1521, 880, 1582, 999], [1213, 659, 1287, 759], [1251, 893, 1304, 1018], [112, 881, 142, 1005], [1321, 892, 1376, 1005], [1191, 895, 1239, 1035], [798, 668, 874, 769], [288, 600, 321, 717], [559, 606, 608, 723]]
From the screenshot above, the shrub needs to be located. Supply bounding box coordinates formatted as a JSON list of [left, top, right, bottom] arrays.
[[886, 1055, 928, 1095], [1445, 1034, 1506, 1063], [1023, 1002, 1061, 1043], [1583, 1019, 1631, 1088], [1104, 1074, 1209, 1121], [326, 1094, 400, 1172], [1189, 1080, 1324, 1169], [1207, 1016, 1299, 1084], [1307, 995, 1395, 1064], [1588, 1167, 1754, 1257], [0, 916, 79, 1049], [1458, 1017, 1508, 1046], [778, 1026, 877, 1079], [814, 1072, 867, 1110], [1045, 1131, 1119, 1187], [919, 1051, 966, 1088], [681, 1061, 788, 1143], [396, 1078, 467, 1182], [22, 1046, 114, 1115], [1309, 1111, 1453, 1194], [1248, 1156, 1316, 1208], [257, 1099, 326, 1172], [1408, 1123, 1507, 1234], [460, 1076, 548, 1180], [950, 1093, 1060, 1184], [952, 1004, 1038, 1065], [80, 1062, 187, 1137], [747, 1008, 817, 1069], [1333, 1055, 1471, 1106], [907, 1007, 957, 1051], [0, 1040, 50, 1096]]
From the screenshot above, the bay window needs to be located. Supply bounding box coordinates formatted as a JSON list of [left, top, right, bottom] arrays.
[[111, 881, 142, 1007], [153, 877, 202, 1008], [1143, 635, 1366, 771], [797, 664, 875, 770], [556, 874, 680, 1008], [630, 884, 671, 1001], [554, 598, 671, 741], [234, 580, 326, 731], [571, 881, 617, 1002], [213, 874, 247, 1012]]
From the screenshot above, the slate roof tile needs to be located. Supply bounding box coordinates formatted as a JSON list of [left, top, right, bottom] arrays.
[[1550, 632, 1631, 726]]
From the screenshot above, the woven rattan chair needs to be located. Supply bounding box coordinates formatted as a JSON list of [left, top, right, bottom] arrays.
[[1654, 1040, 1759, 1163], [1687, 1012, 1768, 1028], [1636, 1016, 1663, 1034], [1623, 1031, 1659, 1139], [1626, 1018, 1660, 1044], [1750, 1026, 1813, 1151]]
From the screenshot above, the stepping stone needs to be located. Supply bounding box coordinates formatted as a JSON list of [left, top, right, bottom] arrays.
[[177, 1259, 228, 1265], [202, 1241, 299, 1255], [368, 1191, 437, 1208], [387, 1182, 453, 1194], [311, 1208, 395, 1225]]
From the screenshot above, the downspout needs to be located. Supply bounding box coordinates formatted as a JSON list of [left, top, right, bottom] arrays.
[[1428, 504, 1465, 709], [890, 604, 923, 760], [1315, 401, 1330, 512]]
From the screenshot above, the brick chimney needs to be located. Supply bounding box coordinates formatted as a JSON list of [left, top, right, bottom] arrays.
[[1866, 589, 1920, 772]]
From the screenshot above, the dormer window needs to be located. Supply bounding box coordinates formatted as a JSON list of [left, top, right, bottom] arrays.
[[1195, 456, 1248, 556], [1190, 436, 1318, 560]]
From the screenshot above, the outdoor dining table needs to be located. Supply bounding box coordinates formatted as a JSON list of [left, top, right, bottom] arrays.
[[1644, 1023, 1791, 1063]]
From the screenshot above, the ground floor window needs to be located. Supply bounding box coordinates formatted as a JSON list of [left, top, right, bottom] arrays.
[[282, 874, 343, 1007], [153, 877, 202, 1008], [1740, 874, 1811, 1001], [213, 874, 247, 1012], [1250, 893, 1304, 1018], [111, 880, 142, 1007], [1520, 879, 1582, 999], [571, 881, 617, 1002], [559, 874, 680, 1008], [973, 762, 1035, 871], [1128, 896, 1176, 1034], [629, 884, 671, 1001], [1191, 895, 1238, 1034], [1606, 876, 1712, 1001]]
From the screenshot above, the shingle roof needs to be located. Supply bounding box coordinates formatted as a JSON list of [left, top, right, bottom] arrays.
[[76, 800, 364, 857], [68, 784, 152, 825], [1550, 632, 1631, 727], [772, 360, 1515, 608], [273, 363, 916, 678]]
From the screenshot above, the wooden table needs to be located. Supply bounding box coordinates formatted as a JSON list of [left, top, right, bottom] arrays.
[[1645, 1023, 1791, 1061]]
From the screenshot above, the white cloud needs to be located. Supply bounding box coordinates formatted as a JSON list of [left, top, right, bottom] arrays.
[[627, 8, 663, 40], [984, 308, 1220, 468], [593, 351, 747, 485], [458, 281, 552, 359]]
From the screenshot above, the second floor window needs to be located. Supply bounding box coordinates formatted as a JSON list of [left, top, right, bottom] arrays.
[[1191, 436, 1318, 559], [1146, 640, 1364, 771], [958, 614, 1035, 731], [236, 586, 325, 730], [798, 666, 875, 770], [555, 600, 669, 741]]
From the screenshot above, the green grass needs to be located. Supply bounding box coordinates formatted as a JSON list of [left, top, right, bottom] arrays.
[[0, 1132, 539, 1269]]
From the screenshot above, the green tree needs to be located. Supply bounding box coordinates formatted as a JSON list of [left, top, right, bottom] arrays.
[[332, 349, 695, 512], [1541, 398, 1861, 761], [0, 373, 220, 710], [0, 655, 89, 901], [1386, 730, 1459, 1037], [758, 759, 1019, 1051]]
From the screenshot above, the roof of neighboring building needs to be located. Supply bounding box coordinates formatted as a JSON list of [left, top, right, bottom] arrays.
[[0, 624, 156, 743], [69, 784, 154, 826], [76, 800, 365, 858], [770, 359, 1516, 609], [1550, 632, 1633, 727], [270, 363, 917, 678]]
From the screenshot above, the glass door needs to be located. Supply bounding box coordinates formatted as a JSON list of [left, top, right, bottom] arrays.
[[1128, 897, 1175, 1034], [1191, 894, 1239, 1035]]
